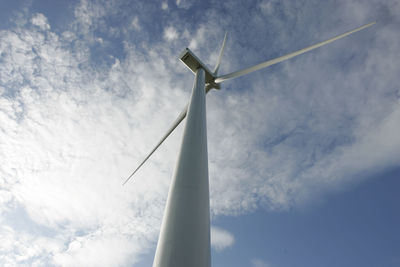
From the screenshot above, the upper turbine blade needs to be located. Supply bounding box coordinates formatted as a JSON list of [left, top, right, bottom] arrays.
[[213, 32, 228, 75], [215, 22, 376, 83], [122, 104, 188, 185]]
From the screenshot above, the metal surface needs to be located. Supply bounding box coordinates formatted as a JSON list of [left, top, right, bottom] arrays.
[[152, 68, 210, 267], [213, 32, 228, 75], [215, 21, 376, 83], [179, 48, 215, 83]]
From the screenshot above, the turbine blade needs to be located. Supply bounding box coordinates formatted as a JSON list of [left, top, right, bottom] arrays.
[[215, 22, 376, 83], [122, 104, 188, 185], [213, 32, 228, 75], [123, 85, 217, 185]]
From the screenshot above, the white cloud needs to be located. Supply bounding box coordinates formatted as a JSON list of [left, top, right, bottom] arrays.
[[52, 232, 138, 267], [161, 1, 168, 10], [131, 16, 140, 30], [259, 0, 275, 15], [188, 25, 206, 50], [251, 258, 271, 267], [164, 26, 179, 41], [0, 225, 62, 266], [31, 13, 50, 30], [210, 226, 235, 251], [175, 0, 194, 9], [0, 10, 185, 266]]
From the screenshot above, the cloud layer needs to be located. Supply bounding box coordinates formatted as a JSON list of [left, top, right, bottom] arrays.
[[1, 0, 399, 266]]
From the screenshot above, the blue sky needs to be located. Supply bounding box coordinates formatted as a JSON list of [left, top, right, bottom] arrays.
[[0, 0, 399, 266]]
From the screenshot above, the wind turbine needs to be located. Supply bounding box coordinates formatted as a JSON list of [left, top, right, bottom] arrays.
[[123, 21, 376, 267]]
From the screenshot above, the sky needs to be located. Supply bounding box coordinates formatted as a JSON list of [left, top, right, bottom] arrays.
[[0, 0, 399, 266]]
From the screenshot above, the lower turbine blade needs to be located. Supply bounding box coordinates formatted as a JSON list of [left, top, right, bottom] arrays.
[[123, 85, 216, 185], [122, 105, 188, 185], [215, 21, 376, 83]]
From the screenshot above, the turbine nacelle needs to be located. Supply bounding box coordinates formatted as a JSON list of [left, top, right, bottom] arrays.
[[179, 48, 220, 91]]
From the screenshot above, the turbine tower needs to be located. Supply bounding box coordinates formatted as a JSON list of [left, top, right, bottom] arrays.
[[123, 22, 376, 267]]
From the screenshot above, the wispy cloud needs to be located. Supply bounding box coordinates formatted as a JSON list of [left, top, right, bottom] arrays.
[[164, 26, 179, 42], [251, 258, 271, 267], [210, 226, 235, 251], [0, 7, 183, 265], [161, 1, 168, 10], [31, 13, 50, 30]]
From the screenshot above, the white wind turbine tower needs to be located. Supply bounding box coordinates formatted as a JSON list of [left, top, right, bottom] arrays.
[[123, 21, 376, 267]]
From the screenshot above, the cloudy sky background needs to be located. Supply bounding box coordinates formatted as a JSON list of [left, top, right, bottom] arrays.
[[0, 0, 399, 266]]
